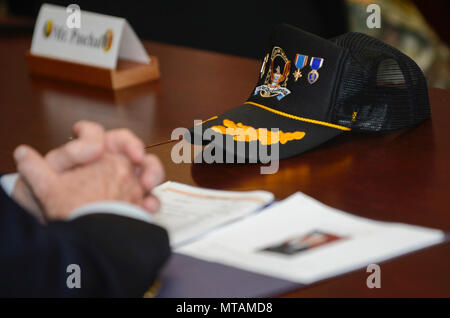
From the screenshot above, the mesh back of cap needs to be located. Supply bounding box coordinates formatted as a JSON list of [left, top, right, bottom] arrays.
[[330, 32, 430, 132]]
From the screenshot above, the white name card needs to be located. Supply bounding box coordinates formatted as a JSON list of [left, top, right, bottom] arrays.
[[31, 3, 150, 69]]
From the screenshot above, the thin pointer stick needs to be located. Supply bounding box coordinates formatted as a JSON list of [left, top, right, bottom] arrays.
[[69, 135, 182, 149], [145, 137, 183, 149]]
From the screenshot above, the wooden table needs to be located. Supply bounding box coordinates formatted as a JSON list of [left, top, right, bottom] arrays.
[[0, 36, 449, 297]]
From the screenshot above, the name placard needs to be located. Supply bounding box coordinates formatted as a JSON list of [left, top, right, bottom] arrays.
[[31, 3, 150, 69]]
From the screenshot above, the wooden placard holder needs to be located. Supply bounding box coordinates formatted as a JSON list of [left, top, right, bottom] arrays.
[[26, 50, 160, 90]]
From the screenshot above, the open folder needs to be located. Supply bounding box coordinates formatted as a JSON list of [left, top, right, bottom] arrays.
[[152, 182, 274, 247], [152, 182, 445, 297]]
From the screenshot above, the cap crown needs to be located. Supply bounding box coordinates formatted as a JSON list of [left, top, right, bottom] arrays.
[[247, 25, 430, 132], [331, 32, 430, 131], [247, 24, 346, 127]]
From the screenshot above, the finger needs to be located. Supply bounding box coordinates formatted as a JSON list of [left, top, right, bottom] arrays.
[[45, 139, 104, 172], [140, 154, 165, 191], [142, 195, 161, 214], [45, 121, 106, 172], [72, 120, 105, 141], [106, 129, 145, 164], [14, 145, 57, 200]]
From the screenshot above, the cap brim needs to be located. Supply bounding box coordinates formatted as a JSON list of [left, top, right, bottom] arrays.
[[187, 103, 345, 160]]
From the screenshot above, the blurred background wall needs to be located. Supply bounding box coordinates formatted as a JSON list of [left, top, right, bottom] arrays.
[[0, 0, 448, 88], [2, 0, 349, 58]]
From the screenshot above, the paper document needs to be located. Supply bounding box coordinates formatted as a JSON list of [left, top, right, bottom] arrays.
[[152, 182, 274, 247], [177, 192, 445, 284]]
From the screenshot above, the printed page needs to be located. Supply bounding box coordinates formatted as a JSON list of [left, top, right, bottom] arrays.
[[177, 192, 445, 284], [152, 182, 274, 247]]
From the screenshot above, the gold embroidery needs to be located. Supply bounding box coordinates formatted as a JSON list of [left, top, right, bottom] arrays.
[[195, 116, 218, 126], [211, 119, 305, 145], [244, 101, 352, 131]]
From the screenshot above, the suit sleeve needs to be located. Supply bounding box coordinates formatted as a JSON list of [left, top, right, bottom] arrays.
[[0, 183, 171, 297]]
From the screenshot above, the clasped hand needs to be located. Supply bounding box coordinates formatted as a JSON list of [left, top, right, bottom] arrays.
[[12, 121, 164, 222]]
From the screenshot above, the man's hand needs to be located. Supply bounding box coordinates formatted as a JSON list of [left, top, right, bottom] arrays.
[[12, 121, 105, 220], [12, 121, 164, 221], [15, 149, 146, 220]]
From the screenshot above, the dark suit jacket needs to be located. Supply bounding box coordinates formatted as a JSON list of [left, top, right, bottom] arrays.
[[0, 183, 170, 297]]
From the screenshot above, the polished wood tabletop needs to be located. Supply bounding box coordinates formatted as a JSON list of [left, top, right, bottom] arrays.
[[0, 36, 449, 297]]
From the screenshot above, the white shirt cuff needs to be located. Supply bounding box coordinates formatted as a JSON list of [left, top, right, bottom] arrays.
[[1, 173, 19, 196], [1, 173, 153, 224], [67, 201, 153, 224]]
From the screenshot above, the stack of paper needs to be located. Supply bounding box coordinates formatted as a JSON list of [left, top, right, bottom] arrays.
[[152, 182, 273, 247]]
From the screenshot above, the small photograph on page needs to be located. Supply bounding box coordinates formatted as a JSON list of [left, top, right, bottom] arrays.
[[260, 230, 346, 256]]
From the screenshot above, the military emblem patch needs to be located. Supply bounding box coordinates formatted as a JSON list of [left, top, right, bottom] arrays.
[[254, 46, 292, 100]]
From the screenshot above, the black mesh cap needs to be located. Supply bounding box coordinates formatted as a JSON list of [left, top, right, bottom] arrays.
[[330, 32, 430, 131], [188, 25, 431, 160]]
